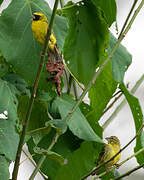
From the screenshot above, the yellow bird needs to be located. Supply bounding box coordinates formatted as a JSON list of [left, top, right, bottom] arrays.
[[31, 12, 56, 52], [98, 136, 121, 168]]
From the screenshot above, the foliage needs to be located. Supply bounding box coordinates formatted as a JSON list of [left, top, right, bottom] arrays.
[[0, 0, 142, 179]]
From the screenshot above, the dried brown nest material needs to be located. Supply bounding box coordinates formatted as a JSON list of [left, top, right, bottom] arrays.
[[46, 50, 64, 96]]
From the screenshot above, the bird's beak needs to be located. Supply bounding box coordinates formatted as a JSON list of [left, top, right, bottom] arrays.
[[30, 15, 35, 20]]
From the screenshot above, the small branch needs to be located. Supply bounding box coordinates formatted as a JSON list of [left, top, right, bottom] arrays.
[[118, 0, 138, 38], [92, 147, 144, 180], [29, 132, 59, 180], [22, 150, 47, 179], [102, 92, 123, 116], [12, 1, 59, 179], [114, 163, 144, 180], [81, 124, 144, 180], [64, 63, 85, 91], [102, 74, 144, 129], [60, 0, 64, 8]]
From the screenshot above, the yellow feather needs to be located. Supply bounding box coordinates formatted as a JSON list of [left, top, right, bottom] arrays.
[[31, 12, 56, 52]]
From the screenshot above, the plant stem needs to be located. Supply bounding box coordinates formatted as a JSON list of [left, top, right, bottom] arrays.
[[81, 124, 144, 180], [60, 0, 64, 8], [12, 1, 59, 179], [21, 150, 47, 179], [63, 0, 144, 124], [114, 163, 144, 180], [92, 147, 144, 180], [29, 132, 59, 180], [102, 74, 144, 129], [118, 0, 138, 39], [61, 0, 83, 10]]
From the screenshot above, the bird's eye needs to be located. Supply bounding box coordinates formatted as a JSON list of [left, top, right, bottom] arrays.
[[33, 14, 41, 21]]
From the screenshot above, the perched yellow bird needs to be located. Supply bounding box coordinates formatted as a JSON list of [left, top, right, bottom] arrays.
[[98, 136, 121, 168], [31, 12, 56, 52]]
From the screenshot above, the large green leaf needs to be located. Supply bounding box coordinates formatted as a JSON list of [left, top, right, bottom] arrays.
[[27, 130, 82, 179], [91, 0, 117, 26], [54, 95, 103, 143], [0, 156, 10, 180], [120, 84, 144, 165], [0, 79, 19, 160], [55, 141, 102, 180], [109, 33, 132, 82], [0, 0, 68, 86], [89, 61, 117, 122], [63, 1, 109, 85]]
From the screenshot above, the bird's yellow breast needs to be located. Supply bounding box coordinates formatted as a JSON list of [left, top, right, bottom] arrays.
[[31, 20, 48, 45], [105, 143, 121, 167]]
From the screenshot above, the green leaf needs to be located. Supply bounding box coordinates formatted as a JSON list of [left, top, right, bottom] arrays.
[[0, 0, 68, 86], [109, 33, 132, 82], [2, 74, 30, 96], [55, 141, 103, 180], [18, 96, 51, 145], [54, 95, 103, 143], [89, 61, 117, 122], [0, 79, 19, 160], [79, 102, 103, 138], [34, 147, 65, 165], [120, 83, 144, 165], [27, 130, 81, 179], [91, 0, 117, 26], [0, 156, 10, 180], [63, 1, 109, 85]]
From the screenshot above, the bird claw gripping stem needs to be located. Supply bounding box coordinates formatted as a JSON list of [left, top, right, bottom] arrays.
[[46, 50, 64, 96]]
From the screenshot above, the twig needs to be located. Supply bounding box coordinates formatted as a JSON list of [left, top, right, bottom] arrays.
[[102, 92, 123, 116], [118, 0, 138, 39], [81, 124, 144, 180], [60, 0, 64, 8], [102, 74, 144, 129], [21, 150, 47, 179], [12, 1, 59, 179], [92, 147, 144, 180], [64, 63, 85, 91], [114, 163, 144, 180], [29, 132, 59, 180], [63, 0, 144, 125]]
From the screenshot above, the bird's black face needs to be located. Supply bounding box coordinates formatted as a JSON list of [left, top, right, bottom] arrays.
[[32, 14, 41, 21]]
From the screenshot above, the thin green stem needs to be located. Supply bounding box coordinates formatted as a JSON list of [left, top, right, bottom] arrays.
[[12, 0, 59, 179], [29, 132, 59, 180], [60, 0, 64, 8], [22, 150, 47, 179], [102, 74, 144, 129], [118, 0, 138, 39], [92, 147, 144, 180], [81, 124, 144, 180]]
